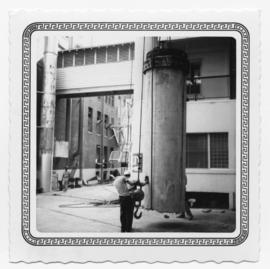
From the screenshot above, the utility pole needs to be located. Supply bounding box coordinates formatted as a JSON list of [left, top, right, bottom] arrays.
[[39, 36, 57, 192]]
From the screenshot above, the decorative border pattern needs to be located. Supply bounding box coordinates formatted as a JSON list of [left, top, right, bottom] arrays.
[[22, 22, 249, 246]]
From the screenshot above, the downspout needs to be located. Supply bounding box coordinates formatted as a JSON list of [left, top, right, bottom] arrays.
[[71, 98, 84, 181]]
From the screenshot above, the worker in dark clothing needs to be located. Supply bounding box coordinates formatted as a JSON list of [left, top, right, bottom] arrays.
[[113, 170, 149, 232], [62, 166, 70, 192], [85, 171, 101, 185], [177, 174, 194, 220]]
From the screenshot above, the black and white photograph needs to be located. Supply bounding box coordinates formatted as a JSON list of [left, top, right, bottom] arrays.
[[36, 35, 236, 234], [8, 10, 260, 262]]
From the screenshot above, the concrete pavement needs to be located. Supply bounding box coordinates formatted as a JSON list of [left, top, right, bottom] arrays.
[[37, 183, 236, 233]]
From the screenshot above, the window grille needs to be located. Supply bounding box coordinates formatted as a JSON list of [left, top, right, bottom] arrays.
[[75, 50, 84, 66], [210, 133, 228, 168], [186, 133, 208, 168], [186, 133, 229, 169], [119, 44, 129, 61], [96, 47, 106, 64], [85, 49, 95, 65], [63, 51, 74, 67], [107, 46, 117, 62]]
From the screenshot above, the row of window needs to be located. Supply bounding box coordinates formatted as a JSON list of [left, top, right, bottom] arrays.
[[93, 130, 228, 169], [96, 145, 114, 164], [88, 107, 114, 136], [97, 95, 115, 106], [186, 133, 228, 168], [57, 43, 135, 68]]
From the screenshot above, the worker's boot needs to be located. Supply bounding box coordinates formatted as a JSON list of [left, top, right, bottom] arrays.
[[177, 213, 186, 218]]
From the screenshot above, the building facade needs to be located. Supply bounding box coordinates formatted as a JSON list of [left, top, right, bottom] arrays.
[[182, 37, 236, 209], [37, 37, 236, 209], [44, 42, 135, 184]]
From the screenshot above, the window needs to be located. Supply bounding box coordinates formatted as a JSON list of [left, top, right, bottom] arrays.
[[96, 145, 101, 164], [63, 51, 74, 67], [96, 111, 102, 134], [85, 49, 95, 65], [119, 44, 129, 61], [187, 62, 201, 95], [104, 114, 109, 136], [112, 96, 115, 107], [88, 107, 93, 132], [107, 46, 118, 62], [210, 133, 228, 168], [75, 50, 84, 66], [186, 133, 208, 168], [57, 52, 63, 68], [96, 47, 106, 64], [186, 133, 228, 169]]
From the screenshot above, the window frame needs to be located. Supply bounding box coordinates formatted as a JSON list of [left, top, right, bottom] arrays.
[[87, 107, 93, 133], [96, 111, 102, 134], [186, 132, 229, 169], [186, 60, 202, 97]]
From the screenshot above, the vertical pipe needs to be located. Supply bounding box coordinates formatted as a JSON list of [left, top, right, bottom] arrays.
[[79, 98, 84, 181], [150, 68, 154, 209], [65, 99, 71, 142], [100, 96, 104, 181], [39, 36, 57, 193], [66, 99, 72, 165]]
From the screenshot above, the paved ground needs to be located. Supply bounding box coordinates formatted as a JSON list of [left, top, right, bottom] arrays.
[[37, 183, 236, 233]]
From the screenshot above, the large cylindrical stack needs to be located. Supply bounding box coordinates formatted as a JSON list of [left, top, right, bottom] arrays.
[[142, 42, 189, 213]]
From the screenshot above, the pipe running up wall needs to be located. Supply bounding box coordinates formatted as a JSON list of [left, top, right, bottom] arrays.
[[142, 41, 189, 213]]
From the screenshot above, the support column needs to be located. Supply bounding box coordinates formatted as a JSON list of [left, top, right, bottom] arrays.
[[142, 41, 189, 213], [39, 36, 57, 193]]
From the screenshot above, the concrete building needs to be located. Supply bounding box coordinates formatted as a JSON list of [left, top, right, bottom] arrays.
[[179, 37, 236, 209], [37, 37, 236, 209], [37, 42, 135, 188], [53, 95, 120, 182]]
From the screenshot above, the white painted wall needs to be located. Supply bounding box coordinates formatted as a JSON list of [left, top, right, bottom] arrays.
[[56, 61, 134, 92], [186, 99, 236, 208]]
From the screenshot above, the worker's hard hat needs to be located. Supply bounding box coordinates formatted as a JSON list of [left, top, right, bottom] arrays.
[[124, 170, 131, 176]]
